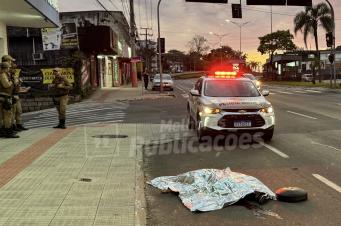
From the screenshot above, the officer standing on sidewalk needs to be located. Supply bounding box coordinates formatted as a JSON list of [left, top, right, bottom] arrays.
[[143, 68, 149, 90], [1, 55, 29, 132], [50, 68, 72, 129], [0, 62, 19, 138]]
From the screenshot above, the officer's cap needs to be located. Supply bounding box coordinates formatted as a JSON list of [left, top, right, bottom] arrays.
[[0, 62, 11, 68], [1, 55, 16, 62]]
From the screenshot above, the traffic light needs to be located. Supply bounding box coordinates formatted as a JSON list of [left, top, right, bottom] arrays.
[[328, 54, 335, 64], [326, 32, 333, 48], [232, 4, 242, 19], [247, 0, 286, 5], [185, 0, 228, 3], [247, 0, 312, 6], [158, 38, 165, 54], [287, 0, 312, 6]]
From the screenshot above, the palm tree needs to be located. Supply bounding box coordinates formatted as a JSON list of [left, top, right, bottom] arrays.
[[294, 3, 333, 83]]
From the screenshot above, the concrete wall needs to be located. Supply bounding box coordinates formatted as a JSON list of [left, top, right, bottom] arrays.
[[0, 21, 8, 56]]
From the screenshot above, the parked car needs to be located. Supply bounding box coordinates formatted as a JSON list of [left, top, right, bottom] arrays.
[[301, 74, 313, 82], [242, 73, 261, 89], [152, 74, 174, 91]]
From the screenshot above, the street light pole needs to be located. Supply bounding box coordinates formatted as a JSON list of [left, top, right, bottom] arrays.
[[157, 0, 163, 93], [225, 20, 250, 54], [325, 0, 336, 88], [209, 32, 229, 64]]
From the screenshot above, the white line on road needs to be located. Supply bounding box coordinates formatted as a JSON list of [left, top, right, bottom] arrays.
[[260, 142, 290, 159], [293, 90, 308, 94], [181, 94, 189, 99], [306, 90, 322, 93], [311, 141, 341, 152], [312, 174, 341, 193], [338, 103, 341, 106], [277, 91, 294, 95], [287, 111, 318, 120], [176, 85, 187, 93]]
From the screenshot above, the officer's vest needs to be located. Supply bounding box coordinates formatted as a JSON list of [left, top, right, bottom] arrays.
[[0, 72, 13, 96]]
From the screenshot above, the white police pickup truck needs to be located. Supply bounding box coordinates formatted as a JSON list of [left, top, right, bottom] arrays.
[[187, 71, 275, 142]]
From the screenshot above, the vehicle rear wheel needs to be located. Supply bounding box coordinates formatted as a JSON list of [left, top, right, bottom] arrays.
[[262, 127, 274, 142]]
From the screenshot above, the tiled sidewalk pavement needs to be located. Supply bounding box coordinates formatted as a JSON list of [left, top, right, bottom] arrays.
[[0, 123, 169, 226]]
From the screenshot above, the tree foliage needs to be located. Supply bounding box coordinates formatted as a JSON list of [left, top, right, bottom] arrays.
[[257, 30, 297, 56], [187, 35, 210, 55], [294, 3, 333, 48]]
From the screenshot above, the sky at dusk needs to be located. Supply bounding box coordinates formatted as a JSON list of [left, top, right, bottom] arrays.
[[59, 0, 341, 63]]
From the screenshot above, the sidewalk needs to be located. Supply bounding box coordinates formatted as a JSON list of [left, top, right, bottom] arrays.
[[0, 123, 162, 225]]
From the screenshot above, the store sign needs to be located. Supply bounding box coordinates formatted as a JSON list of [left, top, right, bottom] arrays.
[[61, 23, 79, 49], [41, 23, 79, 51], [41, 68, 75, 84], [41, 28, 62, 51]]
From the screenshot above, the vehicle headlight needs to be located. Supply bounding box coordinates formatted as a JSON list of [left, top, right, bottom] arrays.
[[256, 81, 261, 86], [260, 106, 274, 114], [202, 106, 221, 114]]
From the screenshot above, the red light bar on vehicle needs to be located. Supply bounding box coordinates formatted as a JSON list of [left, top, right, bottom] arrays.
[[212, 71, 237, 78]]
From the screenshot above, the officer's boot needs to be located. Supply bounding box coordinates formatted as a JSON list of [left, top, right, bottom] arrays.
[[0, 127, 5, 138], [53, 120, 62, 129], [59, 119, 66, 129], [12, 124, 21, 132], [4, 128, 20, 138], [16, 124, 29, 131]]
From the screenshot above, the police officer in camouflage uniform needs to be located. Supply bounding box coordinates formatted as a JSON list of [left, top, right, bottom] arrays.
[[1, 55, 29, 132], [50, 68, 72, 129], [0, 62, 19, 138]]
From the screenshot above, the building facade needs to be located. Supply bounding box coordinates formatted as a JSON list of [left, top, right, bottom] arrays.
[[0, 0, 59, 56], [61, 11, 135, 89]]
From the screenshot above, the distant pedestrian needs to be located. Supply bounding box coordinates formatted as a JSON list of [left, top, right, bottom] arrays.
[[50, 68, 72, 129], [143, 68, 149, 90]]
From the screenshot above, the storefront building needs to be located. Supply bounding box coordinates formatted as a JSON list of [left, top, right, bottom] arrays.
[[61, 11, 135, 89], [0, 0, 59, 56]]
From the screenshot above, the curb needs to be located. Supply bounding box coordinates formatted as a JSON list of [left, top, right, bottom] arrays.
[[135, 135, 147, 226]]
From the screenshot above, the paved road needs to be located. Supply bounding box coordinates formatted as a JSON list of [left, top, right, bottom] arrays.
[[129, 78, 341, 226], [22, 101, 128, 129]]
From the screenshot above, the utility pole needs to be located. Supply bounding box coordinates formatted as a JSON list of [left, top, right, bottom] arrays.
[[157, 0, 163, 93], [140, 27, 153, 71], [326, 0, 336, 88], [130, 0, 138, 87]]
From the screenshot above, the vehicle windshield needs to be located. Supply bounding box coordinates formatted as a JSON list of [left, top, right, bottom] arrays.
[[204, 80, 260, 97], [154, 74, 171, 80]]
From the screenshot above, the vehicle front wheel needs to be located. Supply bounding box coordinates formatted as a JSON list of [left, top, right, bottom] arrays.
[[262, 127, 274, 142]]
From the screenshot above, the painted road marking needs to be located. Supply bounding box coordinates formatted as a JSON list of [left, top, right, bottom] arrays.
[[181, 94, 189, 99], [293, 90, 308, 94], [287, 111, 318, 120], [277, 91, 294, 95], [313, 174, 341, 193], [311, 141, 341, 152], [176, 85, 187, 93], [338, 103, 341, 106], [260, 143, 289, 159], [306, 90, 322, 93]]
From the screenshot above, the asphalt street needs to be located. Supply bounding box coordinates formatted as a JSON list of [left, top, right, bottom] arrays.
[[131, 78, 341, 226]]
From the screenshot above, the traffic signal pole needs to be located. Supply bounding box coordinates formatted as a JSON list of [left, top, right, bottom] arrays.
[[326, 0, 336, 87], [157, 0, 163, 93]]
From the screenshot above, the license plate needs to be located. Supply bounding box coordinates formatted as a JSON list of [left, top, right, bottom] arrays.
[[234, 121, 252, 128]]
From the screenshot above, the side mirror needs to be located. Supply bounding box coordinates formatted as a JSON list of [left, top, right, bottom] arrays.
[[262, 90, 270, 96], [190, 89, 200, 96]]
